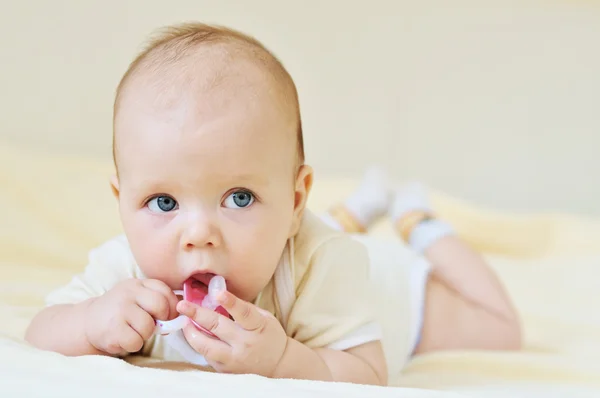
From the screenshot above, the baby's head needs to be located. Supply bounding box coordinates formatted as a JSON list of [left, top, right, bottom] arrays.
[[110, 23, 313, 302]]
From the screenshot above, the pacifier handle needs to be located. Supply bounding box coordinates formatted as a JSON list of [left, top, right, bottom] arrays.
[[155, 315, 188, 335]]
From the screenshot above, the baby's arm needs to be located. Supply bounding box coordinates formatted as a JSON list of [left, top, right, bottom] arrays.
[[25, 300, 105, 356], [274, 339, 387, 385]]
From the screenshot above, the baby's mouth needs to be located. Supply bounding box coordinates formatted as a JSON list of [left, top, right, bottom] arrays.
[[155, 274, 230, 338], [183, 274, 230, 319]]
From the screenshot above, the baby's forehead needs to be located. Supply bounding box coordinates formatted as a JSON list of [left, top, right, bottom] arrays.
[[116, 54, 294, 144], [120, 42, 287, 110]]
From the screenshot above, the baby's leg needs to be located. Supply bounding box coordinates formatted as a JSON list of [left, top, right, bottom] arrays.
[[320, 167, 390, 233], [415, 236, 521, 352], [393, 184, 521, 353]]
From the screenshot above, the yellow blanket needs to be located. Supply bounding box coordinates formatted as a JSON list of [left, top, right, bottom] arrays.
[[1, 143, 599, 397]]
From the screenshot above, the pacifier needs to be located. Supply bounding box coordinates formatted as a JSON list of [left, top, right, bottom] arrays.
[[155, 275, 228, 338]]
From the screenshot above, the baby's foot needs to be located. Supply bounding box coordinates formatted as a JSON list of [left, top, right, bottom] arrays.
[[391, 181, 454, 253], [322, 166, 391, 232], [343, 166, 392, 228], [390, 181, 431, 222]]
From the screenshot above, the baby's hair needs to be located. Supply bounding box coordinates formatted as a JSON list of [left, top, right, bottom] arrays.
[[112, 22, 304, 167]]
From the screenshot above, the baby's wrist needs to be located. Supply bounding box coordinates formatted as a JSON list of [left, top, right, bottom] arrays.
[[80, 297, 105, 354], [270, 336, 295, 379], [270, 338, 334, 381]]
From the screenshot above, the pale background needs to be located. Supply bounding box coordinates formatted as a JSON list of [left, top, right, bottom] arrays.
[[1, 0, 598, 216]]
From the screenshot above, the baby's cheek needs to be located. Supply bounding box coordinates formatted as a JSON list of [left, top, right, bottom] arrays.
[[230, 226, 288, 299], [139, 241, 172, 275], [129, 229, 175, 281]]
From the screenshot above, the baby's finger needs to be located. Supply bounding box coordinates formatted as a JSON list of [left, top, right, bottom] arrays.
[[216, 291, 265, 332], [182, 323, 232, 365], [127, 305, 158, 340], [142, 279, 179, 315], [177, 300, 237, 342], [136, 288, 172, 321], [118, 322, 145, 353], [141, 279, 172, 296]]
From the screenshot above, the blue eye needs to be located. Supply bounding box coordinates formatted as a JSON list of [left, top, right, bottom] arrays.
[[147, 196, 178, 213], [223, 191, 254, 209]]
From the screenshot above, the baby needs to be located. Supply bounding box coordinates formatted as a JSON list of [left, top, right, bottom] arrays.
[[25, 23, 520, 385]]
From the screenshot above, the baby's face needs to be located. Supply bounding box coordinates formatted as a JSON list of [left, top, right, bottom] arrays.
[[112, 72, 309, 303]]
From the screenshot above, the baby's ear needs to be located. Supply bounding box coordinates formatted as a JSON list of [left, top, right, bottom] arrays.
[[289, 164, 314, 237], [109, 174, 120, 200]]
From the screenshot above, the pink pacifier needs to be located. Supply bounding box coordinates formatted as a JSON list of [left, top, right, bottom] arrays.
[[155, 274, 228, 338]]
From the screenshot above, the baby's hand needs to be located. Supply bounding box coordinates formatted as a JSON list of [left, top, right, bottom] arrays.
[[177, 291, 288, 376], [85, 279, 179, 356]]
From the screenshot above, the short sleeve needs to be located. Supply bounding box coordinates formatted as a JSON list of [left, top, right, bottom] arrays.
[[45, 235, 142, 306], [285, 235, 382, 351]]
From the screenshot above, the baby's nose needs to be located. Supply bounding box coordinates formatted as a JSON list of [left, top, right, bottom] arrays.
[[182, 213, 221, 249]]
